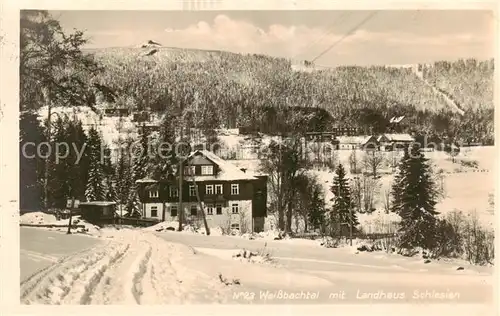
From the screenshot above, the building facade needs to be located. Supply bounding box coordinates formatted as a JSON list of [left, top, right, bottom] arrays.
[[377, 133, 415, 151], [136, 150, 268, 233]]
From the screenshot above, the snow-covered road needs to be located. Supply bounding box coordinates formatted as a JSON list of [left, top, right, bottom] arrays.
[[21, 230, 230, 304]]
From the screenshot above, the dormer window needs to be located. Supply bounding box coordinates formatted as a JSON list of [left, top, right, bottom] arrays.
[[169, 186, 178, 197], [231, 184, 239, 195], [201, 165, 214, 175], [149, 190, 159, 198], [184, 166, 196, 176]]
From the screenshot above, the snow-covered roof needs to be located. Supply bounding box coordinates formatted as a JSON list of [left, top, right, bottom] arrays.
[[389, 116, 405, 123], [79, 201, 116, 206], [378, 133, 414, 142], [136, 178, 159, 184], [336, 136, 373, 145], [136, 150, 259, 183], [187, 150, 259, 181]]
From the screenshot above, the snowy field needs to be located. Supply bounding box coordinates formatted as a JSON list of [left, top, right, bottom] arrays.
[[310, 146, 495, 230], [20, 227, 493, 304], [228, 146, 495, 233]]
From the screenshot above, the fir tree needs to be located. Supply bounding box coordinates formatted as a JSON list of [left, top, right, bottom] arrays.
[[20, 111, 46, 211], [308, 184, 326, 232], [66, 120, 89, 203], [391, 146, 439, 251], [85, 127, 105, 201], [115, 146, 131, 215], [127, 129, 151, 217], [152, 112, 178, 181], [48, 117, 70, 209], [390, 148, 410, 214], [102, 144, 117, 201], [330, 163, 358, 237]]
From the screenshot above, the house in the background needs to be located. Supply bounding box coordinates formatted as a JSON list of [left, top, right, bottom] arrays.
[[136, 150, 268, 233], [336, 135, 378, 150], [377, 133, 415, 151]]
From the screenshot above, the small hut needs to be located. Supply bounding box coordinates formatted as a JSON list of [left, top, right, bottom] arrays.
[[78, 201, 117, 225]]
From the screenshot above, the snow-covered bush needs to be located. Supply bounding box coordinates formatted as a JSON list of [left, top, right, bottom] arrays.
[[462, 210, 495, 265]]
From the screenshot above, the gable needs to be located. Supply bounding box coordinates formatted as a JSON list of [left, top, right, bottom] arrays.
[[378, 135, 390, 143], [188, 155, 216, 166]]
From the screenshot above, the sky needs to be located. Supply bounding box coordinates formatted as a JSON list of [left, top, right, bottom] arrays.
[[50, 10, 495, 66]]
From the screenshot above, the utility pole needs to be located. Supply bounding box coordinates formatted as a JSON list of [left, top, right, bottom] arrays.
[[337, 181, 341, 241], [349, 206, 353, 246], [43, 101, 52, 210], [67, 116, 78, 234]]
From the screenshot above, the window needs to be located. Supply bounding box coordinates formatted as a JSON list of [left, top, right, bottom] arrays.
[[231, 223, 240, 230], [231, 184, 239, 195], [151, 206, 158, 217], [215, 184, 223, 195], [149, 190, 159, 198], [206, 204, 214, 215], [170, 206, 178, 217], [205, 185, 214, 195], [201, 165, 214, 175], [231, 203, 239, 214], [189, 185, 196, 197], [169, 187, 178, 198], [184, 166, 196, 175], [190, 205, 197, 216], [216, 204, 222, 215]]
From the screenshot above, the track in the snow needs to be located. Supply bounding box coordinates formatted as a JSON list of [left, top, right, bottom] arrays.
[[20, 232, 230, 305]]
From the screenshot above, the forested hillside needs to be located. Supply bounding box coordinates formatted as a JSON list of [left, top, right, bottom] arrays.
[[87, 46, 494, 144]]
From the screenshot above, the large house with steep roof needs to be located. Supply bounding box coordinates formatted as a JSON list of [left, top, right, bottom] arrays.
[[377, 133, 415, 151], [135, 150, 268, 233]]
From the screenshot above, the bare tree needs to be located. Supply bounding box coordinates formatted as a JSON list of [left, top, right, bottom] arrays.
[[259, 137, 308, 234], [361, 176, 379, 213], [433, 167, 446, 201], [239, 205, 251, 234], [349, 150, 361, 174], [382, 187, 391, 214], [362, 150, 384, 178], [350, 176, 362, 212], [388, 151, 399, 172]]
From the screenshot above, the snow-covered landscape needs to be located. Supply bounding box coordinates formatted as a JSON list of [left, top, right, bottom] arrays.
[[13, 9, 496, 310], [20, 223, 493, 305]]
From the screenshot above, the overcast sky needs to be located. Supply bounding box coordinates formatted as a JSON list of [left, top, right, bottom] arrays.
[[50, 10, 495, 66]]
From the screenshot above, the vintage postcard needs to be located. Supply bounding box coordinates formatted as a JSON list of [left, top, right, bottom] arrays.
[[0, 0, 498, 315]]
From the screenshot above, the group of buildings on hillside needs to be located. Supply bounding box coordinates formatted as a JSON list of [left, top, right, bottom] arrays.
[[77, 131, 418, 233], [306, 132, 416, 151]]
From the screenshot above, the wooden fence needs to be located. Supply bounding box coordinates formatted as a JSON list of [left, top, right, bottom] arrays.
[[291, 232, 398, 240]]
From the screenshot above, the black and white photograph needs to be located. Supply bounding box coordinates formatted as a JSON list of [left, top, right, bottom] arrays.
[[0, 0, 497, 311]]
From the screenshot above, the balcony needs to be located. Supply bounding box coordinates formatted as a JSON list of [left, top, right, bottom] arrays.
[[203, 194, 227, 204]]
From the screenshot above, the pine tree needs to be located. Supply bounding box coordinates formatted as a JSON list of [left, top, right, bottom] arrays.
[[115, 145, 132, 216], [66, 120, 89, 203], [308, 184, 326, 233], [391, 146, 439, 251], [330, 163, 358, 237], [127, 129, 151, 217], [102, 144, 117, 201], [152, 112, 178, 181], [20, 111, 46, 211], [390, 148, 410, 214], [47, 117, 70, 209], [85, 127, 105, 201]]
